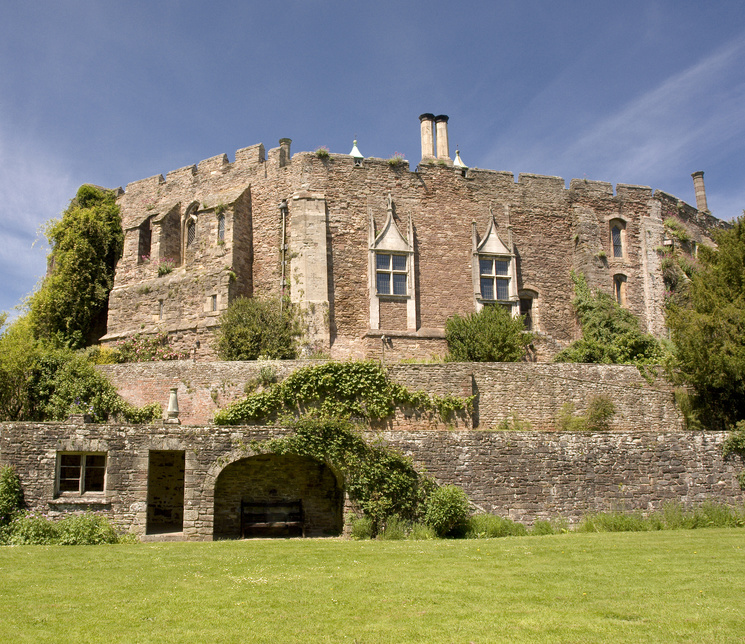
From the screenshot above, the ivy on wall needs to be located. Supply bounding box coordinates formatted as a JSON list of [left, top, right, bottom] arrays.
[[213, 360, 473, 425]]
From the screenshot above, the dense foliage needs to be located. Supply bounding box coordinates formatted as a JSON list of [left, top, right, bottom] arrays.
[[109, 332, 188, 362], [254, 416, 433, 535], [28, 185, 124, 348], [555, 273, 665, 367], [0, 318, 160, 422], [1, 511, 125, 545], [423, 485, 471, 537], [0, 467, 24, 526], [666, 218, 745, 430], [213, 360, 472, 425], [445, 304, 532, 362], [217, 296, 300, 360]]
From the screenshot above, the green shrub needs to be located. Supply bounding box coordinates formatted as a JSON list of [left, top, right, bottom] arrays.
[[530, 520, 557, 536], [424, 485, 471, 538], [578, 511, 652, 533], [377, 515, 409, 540], [0, 466, 24, 526], [555, 272, 665, 367], [217, 296, 300, 361], [465, 513, 528, 538], [585, 395, 615, 431], [445, 305, 532, 362], [556, 402, 587, 431], [407, 522, 437, 540], [349, 515, 373, 540], [113, 332, 188, 362], [55, 512, 121, 545], [5, 512, 59, 545], [4, 511, 124, 545]]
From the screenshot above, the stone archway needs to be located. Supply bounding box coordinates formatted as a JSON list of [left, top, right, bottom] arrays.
[[213, 454, 344, 539]]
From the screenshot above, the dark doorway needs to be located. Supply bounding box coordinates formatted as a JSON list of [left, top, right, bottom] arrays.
[[146, 450, 185, 534], [213, 454, 343, 539]]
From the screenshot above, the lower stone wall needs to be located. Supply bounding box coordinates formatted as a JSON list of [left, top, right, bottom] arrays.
[[1, 423, 741, 539], [98, 360, 682, 431]]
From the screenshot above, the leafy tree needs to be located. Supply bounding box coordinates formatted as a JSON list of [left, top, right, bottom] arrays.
[[445, 304, 532, 362], [28, 184, 123, 348], [217, 296, 300, 360], [555, 273, 665, 366], [0, 466, 24, 526], [0, 316, 42, 420], [666, 217, 745, 429]]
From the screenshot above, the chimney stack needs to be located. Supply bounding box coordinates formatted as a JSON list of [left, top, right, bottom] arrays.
[[691, 171, 708, 212], [279, 138, 292, 167], [419, 114, 435, 161], [435, 115, 450, 161]]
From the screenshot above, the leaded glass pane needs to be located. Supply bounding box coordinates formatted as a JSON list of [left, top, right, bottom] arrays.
[[612, 227, 622, 257], [59, 454, 81, 492], [479, 258, 493, 275], [392, 273, 407, 295], [376, 253, 390, 270], [187, 221, 196, 247], [83, 455, 106, 493], [480, 277, 494, 300], [376, 272, 390, 294], [391, 254, 407, 271], [496, 278, 509, 300], [217, 215, 225, 242], [495, 260, 509, 276]]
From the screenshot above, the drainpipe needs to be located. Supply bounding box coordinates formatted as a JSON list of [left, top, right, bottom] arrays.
[[279, 199, 288, 315]]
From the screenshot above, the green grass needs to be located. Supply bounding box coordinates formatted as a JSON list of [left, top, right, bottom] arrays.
[[1, 529, 744, 643]]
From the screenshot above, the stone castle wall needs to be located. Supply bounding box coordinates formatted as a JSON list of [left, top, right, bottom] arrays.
[[1, 422, 741, 540], [102, 133, 720, 362], [98, 360, 682, 431]]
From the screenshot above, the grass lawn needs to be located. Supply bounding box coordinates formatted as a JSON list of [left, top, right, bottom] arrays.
[[1, 528, 744, 643]]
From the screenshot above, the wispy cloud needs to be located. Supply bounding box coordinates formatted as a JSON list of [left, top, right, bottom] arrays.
[[561, 37, 745, 181], [0, 122, 76, 314]]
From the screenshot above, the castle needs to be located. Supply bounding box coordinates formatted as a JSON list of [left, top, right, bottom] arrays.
[[2, 116, 740, 542], [102, 114, 723, 361]]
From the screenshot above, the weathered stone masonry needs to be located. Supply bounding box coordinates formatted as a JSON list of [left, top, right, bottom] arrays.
[[1, 422, 741, 540], [98, 360, 683, 431], [101, 116, 725, 362]]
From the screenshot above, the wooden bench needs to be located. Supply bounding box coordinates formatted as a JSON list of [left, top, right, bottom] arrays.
[[241, 499, 305, 538]]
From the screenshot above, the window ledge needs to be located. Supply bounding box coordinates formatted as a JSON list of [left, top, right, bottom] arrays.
[[376, 294, 410, 301], [365, 328, 446, 339], [49, 496, 110, 506]]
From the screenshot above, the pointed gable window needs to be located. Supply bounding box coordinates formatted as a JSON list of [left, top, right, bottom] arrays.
[[473, 212, 517, 311], [368, 193, 417, 331]]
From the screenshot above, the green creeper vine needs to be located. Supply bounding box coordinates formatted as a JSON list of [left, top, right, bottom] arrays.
[[213, 360, 474, 425], [244, 416, 434, 535], [722, 420, 745, 490]]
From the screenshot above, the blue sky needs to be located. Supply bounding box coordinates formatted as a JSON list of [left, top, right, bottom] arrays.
[[1, 1, 744, 318]]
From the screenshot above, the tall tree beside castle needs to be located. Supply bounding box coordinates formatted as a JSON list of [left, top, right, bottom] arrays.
[[667, 216, 745, 429], [29, 185, 123, 348]]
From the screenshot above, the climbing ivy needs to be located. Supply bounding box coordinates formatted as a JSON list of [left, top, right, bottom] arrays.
[[213, 360, 473, 425], [247, 416, 434, 534]]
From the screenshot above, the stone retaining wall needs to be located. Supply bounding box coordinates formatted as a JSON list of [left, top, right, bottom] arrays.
[[99, 361, 682, 431], [1, 422, 740, 540]]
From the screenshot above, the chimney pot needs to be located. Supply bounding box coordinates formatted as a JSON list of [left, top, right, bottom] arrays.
[[691, 170, 708, 212]]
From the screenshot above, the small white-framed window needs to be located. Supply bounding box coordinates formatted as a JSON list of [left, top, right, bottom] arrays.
[[217, 214, 225, 242], [479, 256, 510, 301], [376, 252, 408, 296], [58, 453, 106, 494]]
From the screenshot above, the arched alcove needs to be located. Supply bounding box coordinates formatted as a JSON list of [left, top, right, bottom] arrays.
[[213, 454, 343, 539]]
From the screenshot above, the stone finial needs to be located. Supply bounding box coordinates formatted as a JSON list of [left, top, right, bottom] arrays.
[[453, 149, 467, 168], [165, 387, 181, 424]]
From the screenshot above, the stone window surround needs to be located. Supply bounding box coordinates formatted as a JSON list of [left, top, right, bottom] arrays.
[[518, 288, 539, 332], [472, 215, 518, 315], [56, 452, 107, 496], [217, 213, 226, 243], [613, 273, 627, 306], [368, 194, 416, 331], [607, 216, 628, 261]]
